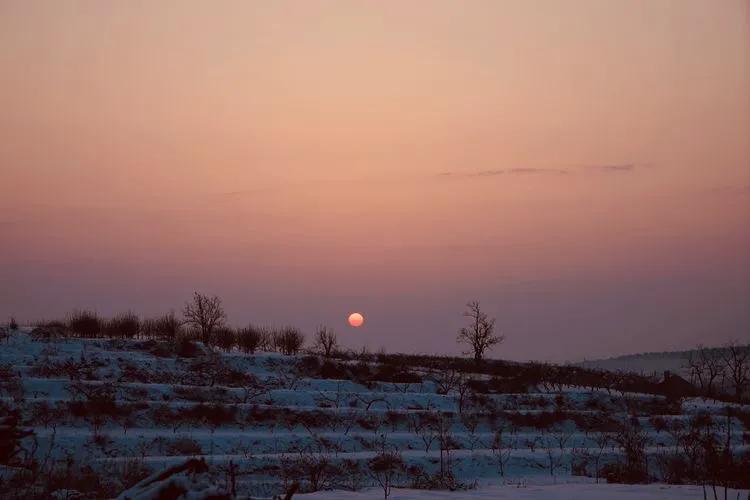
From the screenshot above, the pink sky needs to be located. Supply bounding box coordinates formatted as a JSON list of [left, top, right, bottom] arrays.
[[1, 0, 748, 361]]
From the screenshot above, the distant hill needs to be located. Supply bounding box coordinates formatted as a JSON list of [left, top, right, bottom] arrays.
[[574, 346, 724, 378]]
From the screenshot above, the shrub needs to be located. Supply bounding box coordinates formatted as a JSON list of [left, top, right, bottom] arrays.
[[32, 320, 69, 340], [103, 312, 140, 339], [656, 453, 689, 484], [649, 416, 668, 433], [185, 403, 236, 429], [319, 361, 350, 380], [119, 459, 153, 491], [277, 326, 305, 355], [68, 310, 102, 338], [142, 312, 183, 342], [166, 438, 203, 456], [214, 326, 237, 352], [237, 325, 263, 354], [368, 449, 405, 499], [256, 326, 273, 351], [371, 364, 422, 385], [0, 411, 35, 468], [280, 451, 341, 493], [175, 335, 201, 357], [610, 418, 650, 483], [0, 365, 23, 400]]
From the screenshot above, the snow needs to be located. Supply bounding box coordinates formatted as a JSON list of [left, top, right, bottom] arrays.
[[301, 483, 747, 499], [1, 328, 748, 498]]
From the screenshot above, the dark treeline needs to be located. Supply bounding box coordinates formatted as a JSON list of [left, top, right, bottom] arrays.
[[16, 292, 750, 405]]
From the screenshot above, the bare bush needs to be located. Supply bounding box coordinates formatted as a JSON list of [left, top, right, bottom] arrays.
[[0, 411, 35, 469], [280, 449, 341, 493], [0, 364, 23, 400], [214, 326, 237, 352], [68, 310, 102, 338], [539, 425, 574, 478], [368, 449, 405, 499], [237, 324, 263, 354], [103, 312, 140, 339], [165, 438, 203, 456], [267, 358, 303, 390], [431, 367, 462, 395], [142, 312, 183, 342], [488, 422, 516, 476], [588, 432, 610, 483], [408, 411, 438, 453], [277, 326, 305, 355], [239, 374, 267, 404], [183, 351, 249, 387], [609, 417, 650, 483]]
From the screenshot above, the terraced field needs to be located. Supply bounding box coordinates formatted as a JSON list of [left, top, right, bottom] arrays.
[[1, 328, 748, 498]]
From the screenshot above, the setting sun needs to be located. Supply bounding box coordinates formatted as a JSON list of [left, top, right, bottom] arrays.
[[348, 312, 364, 328]]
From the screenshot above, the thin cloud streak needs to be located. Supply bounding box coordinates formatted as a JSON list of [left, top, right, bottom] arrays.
[[439, 163, 649, 178], [585, 163, 636, 172], [439, 167, 569, 178]]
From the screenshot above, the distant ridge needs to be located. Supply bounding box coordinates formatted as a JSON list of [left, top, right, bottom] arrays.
[[574, 344, 748, 378]]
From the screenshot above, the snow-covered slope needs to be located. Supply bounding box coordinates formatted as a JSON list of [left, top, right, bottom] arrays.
[[1, 328, 748, 498]]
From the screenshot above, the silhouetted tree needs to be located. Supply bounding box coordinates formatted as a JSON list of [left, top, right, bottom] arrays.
[[183, 292, 226, 346], [103, 312, 140, 339], [456, 301, 503, 363], [237, 324, 263, 354], [277, 326, 305, 355], [722, 341, 750, 401], [313, 326, 338, 357], [68, 310, 102, 338], [687, 345, 724, 398], [214, 326, 236, 352], [143, 311, 183, 342]]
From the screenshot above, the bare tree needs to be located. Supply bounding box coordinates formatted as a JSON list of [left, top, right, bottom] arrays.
[[267, 358, 302, 390], [687, 345, 724, 399], [590, 432, 610, 483], [408, 410, 438, 453], [460, 412, 481, 451], [367, 448, 405, 499], [456, 375, 473, 414], [613, 418, 650, 483], [722, 341, 750, 401], [488, 423, 516, 477], [312, 326, 338, 357], [240, 374, 267, 404], [280, 448, 340, 493], [183, 292, 226, 345], [539, 425, 573, 478], [431, 367, 461, 395], [457, 301, 503, 363], [435, 411, 456, 481]]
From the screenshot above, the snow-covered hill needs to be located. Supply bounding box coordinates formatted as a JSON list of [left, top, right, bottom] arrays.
[[1, 328, 748, 499]]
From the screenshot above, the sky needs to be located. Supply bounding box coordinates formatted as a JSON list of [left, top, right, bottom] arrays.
[[1, 0, 749, 362]]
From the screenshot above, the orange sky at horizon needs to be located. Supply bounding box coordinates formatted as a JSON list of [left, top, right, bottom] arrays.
[[1, 0, 748, 361]]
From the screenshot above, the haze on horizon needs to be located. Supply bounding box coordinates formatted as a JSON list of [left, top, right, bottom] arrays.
[[1, 0, 749, 362]]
